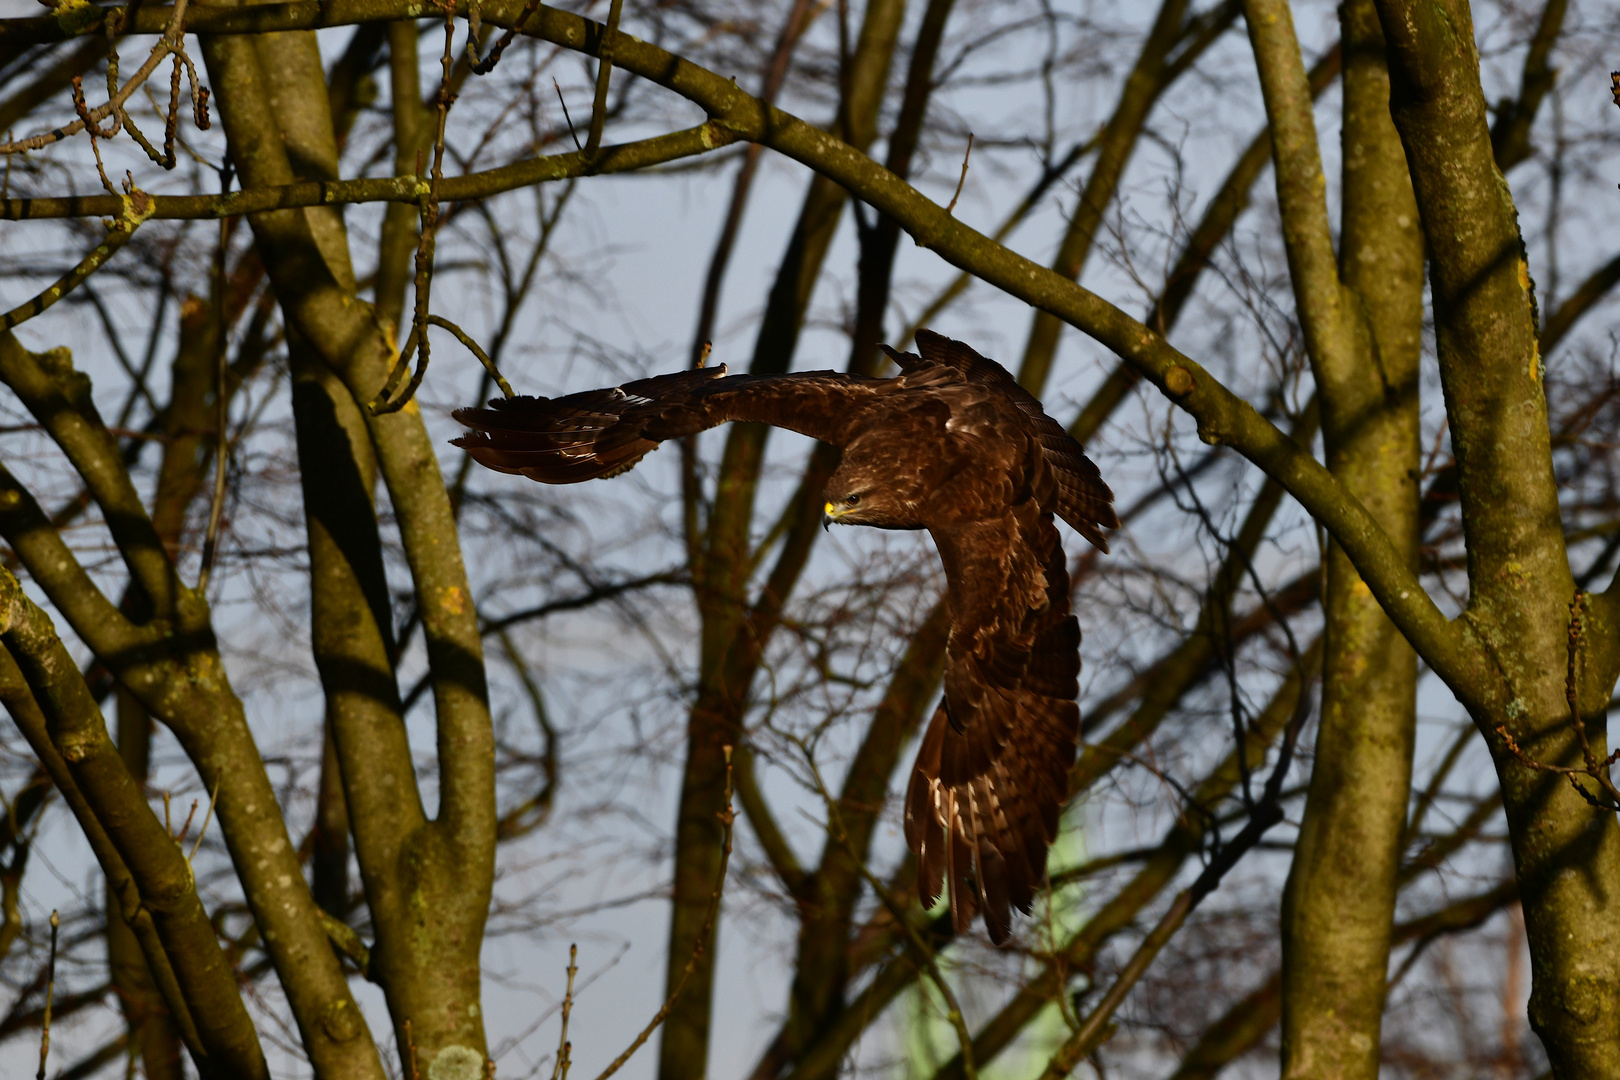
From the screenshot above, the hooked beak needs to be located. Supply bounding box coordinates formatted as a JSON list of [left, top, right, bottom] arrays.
[[822, 501, 845, 531]]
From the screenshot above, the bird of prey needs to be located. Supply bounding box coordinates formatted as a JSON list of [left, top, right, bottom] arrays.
[[452, 330, 1117, 943]]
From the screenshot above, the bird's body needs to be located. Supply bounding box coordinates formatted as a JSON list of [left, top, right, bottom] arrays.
[[453, 330, 1116, 943]]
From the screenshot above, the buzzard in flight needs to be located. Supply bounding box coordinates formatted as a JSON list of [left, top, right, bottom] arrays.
[[452, 330, 1117, 943]]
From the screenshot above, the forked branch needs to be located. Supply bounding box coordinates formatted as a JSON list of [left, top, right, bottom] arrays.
[[1495, 593, 1620, 811]]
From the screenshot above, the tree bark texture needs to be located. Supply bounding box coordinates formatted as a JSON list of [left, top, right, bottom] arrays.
[[109, 694, 185, 1080], [1372, 0, 1620, 1074], [1265, 0, 1424, 1075], [200, 9, 498, 1073], [0, 326, 382, 1079]]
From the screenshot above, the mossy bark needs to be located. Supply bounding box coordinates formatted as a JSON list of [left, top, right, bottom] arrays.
[[1371, 0, 1620, 1073], [200, 10, 496, 1074], [109, 695, 184, 1080], [1275, 2, 1424, 1075]]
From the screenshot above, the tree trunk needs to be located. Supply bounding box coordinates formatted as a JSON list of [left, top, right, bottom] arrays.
[[1278, 2, 1423, 1074]]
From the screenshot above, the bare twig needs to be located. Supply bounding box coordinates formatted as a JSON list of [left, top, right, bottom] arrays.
[[686, 0, 819, 375], [0, 771, 44, 968], [944, 132, 974, 215], [371, 1, 459, 414], [122, 50, 199, 170], [479, 571, 687, 635], [495, 629, 558, 840], [0, 192, 149, 332], [69, 75, 121, 179], [1494, 593, 1620, 811], [35, 909, 58, 1080], [1035, 618, 1317, 1076], [0, 0, 206, 156], [427, 314, 514, 399], [591, 747, 734, 1080], [554, 78, 582, 151], [319, 911, 375, 982], [1496, 724, 1620, 811], [584, 0, 624, 157], [1563, 595, 1620, 804], [0, 121, 738, 223], [84, 127, 117, 195], [173, 797, 199, 844], [188, 772, 221, 863], [197, 180, 233, 591], [399, 569, 685, 711], [800, 746, 978, 1079], [467, 0, 546, 75], [549, 944, 577, 1080]]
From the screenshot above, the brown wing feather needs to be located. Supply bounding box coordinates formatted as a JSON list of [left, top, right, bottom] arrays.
[[905, 505, 1081, 945], [883, 329, 1119, 551], [452, 367, 883, 484]]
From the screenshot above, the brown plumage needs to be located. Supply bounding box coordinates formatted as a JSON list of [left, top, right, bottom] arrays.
[[452, 329, 1117, 944]]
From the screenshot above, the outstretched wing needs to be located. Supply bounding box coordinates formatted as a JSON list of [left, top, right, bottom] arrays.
[[904, 504, 1080, 944], [882, 329, 1118, 551], [452, 367, 882, 484]]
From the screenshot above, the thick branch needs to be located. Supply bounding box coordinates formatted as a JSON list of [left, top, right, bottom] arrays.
[[199, 20, 490, 1069], [1276, 1, 1424, 1073], [1242, 0, 1366, 409], [1375, 5, 1620, 1070], [731, 743, 806, 897], [0, 461, 145, 659], [451, 0, 1488, 707], [1541, 251, 1620, 355], [1071, 402, 1315, 796], [0, 2, 1540, 721], [0, 570, 265, 1079], [668, 1, 907, 1074], [1167, 878, 1518, 1080], [0, 333, 179, 620]]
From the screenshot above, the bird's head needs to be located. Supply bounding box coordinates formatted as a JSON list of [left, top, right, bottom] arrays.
[[822, 486, 875, 529], [823, 436, 928, 531]]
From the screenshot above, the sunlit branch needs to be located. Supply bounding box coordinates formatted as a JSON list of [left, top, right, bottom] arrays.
[[0, 574, 263, 1077], [0, 197, 147, 332], [0, 122, 737, 221]]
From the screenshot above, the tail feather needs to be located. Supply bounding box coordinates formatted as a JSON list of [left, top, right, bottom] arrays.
[[908, 692, 1079, 945], [948, 805, 978, 936], [906, 707, 949, 908]]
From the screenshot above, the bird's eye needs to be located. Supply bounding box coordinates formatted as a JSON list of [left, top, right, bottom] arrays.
[[846, 494, 861, 506]]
